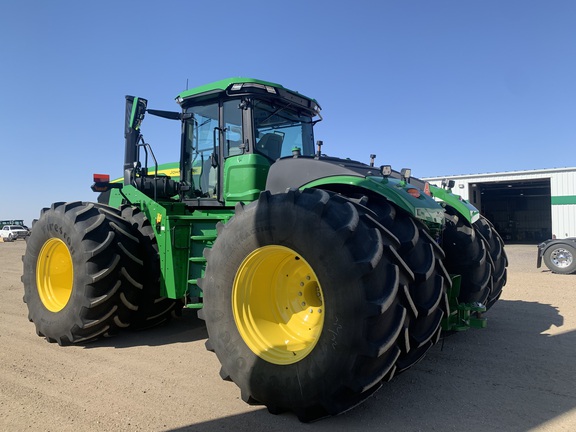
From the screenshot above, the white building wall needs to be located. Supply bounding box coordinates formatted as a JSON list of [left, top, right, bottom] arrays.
[[551, 171, 576, 237], [552, 205, 576, 238], [552, 171, 576, 196]]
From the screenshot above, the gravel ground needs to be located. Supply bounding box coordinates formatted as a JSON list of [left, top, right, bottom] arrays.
[[1, 241, 575, 431]]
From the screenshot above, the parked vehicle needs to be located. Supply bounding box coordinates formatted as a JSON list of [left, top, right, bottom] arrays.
[[0, 219, 25, 229], [537, 238, 576, 274], [1, 225, 28, 241]]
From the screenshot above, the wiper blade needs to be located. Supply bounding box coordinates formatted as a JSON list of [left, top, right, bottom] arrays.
[[259, 103, 293, 125]]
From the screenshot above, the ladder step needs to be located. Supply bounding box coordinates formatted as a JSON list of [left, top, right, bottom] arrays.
[[189, 257, 206, 263], [191, 235, 217, 241]]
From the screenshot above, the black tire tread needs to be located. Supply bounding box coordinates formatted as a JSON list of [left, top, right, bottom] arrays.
[[441, 206, 492, 306], [120, 205, 180, 328], [366, 197, 449, 372], [473, 215, 508, 308]]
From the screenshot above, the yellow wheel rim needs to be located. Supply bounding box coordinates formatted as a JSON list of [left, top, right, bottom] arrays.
[[233, 245, 325, 365], [36, 238, 74, 312]]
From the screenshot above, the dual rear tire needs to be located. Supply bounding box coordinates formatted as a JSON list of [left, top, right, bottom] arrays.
[[22, 202, 140, 344], [22, 202, 176, 345]]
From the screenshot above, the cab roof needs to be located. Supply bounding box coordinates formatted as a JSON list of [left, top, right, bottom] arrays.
[[175, 77, 319, 108]]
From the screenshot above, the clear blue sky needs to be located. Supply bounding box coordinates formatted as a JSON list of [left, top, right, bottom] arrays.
[[1, 1, 575, 226]]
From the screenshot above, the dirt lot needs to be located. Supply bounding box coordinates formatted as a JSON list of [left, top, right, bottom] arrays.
[[1, 241, 575, 431]]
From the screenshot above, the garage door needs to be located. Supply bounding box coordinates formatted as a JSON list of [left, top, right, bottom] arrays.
[[470, 179, 551, 243]]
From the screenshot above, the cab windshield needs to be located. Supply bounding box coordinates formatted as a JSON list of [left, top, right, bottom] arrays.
[[253, 99, 315, 160]]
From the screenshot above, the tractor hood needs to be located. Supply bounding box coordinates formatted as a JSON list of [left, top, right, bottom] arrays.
[[266, 156, 381, 193]]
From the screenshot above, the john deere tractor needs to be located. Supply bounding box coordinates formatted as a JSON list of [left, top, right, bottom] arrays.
[[22, 78, 506, 421]]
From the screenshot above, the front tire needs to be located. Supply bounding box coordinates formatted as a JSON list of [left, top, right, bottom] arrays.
[[441, 206, 492, 305], [199, 189, 411, 421], [473, 216, 508, 308], [22, 202, 140, 345]]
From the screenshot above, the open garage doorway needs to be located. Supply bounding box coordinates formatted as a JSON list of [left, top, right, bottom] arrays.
[[469, 179, 552, 244]]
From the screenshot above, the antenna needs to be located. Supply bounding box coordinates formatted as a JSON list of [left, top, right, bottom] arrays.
[[186, 78, 189, 90]]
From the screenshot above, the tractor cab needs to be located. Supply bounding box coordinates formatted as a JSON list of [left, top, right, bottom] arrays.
[[119, 78, 322, 208], [176, 79, 321, 206]]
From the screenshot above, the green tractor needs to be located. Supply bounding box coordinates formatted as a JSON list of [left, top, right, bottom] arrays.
[[22, 78, 506, 421]]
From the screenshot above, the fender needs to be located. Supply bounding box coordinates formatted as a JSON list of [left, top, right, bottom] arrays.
[[303, 175, 445, 227], [429, 184, 480, 224], [265, 156, 444, 228]]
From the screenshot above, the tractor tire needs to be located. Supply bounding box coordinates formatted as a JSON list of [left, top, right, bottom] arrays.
[[22, 201, 141, 345], [441, 205, 492, 306], [365, 197, 449, 372], [120, 205, 180, 328], [198, 189, 412, 422], [473, 216, 508, 308], [542, 243, 576, 275]]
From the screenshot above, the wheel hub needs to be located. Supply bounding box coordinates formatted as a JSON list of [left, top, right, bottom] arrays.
[[36, 238, 74, 312], [232, 245, 324, 365], [551, 248, 573, 269]]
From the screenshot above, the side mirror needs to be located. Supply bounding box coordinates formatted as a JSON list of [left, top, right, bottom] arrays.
[[125, 96, 148, 132], [124, 96, 148, 184]]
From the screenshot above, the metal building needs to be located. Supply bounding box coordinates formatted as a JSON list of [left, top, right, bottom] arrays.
[[425, 167, 576, 243]]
